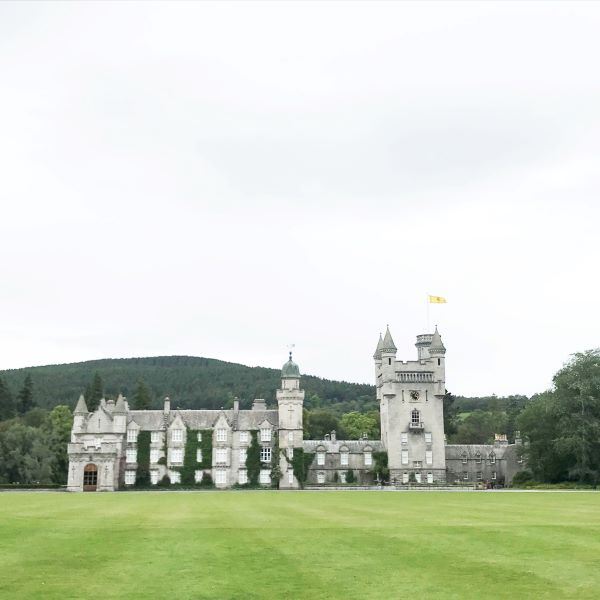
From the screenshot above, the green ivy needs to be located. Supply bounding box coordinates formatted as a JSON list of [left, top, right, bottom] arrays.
[[198, 429, 213, 469], [246, 430, 261, 486], [173, 429, 213, 486], [346, 469, 356, 484], [373, 451, 389, 482], [291, 449, 314, 488], [135, 431, 151, 487], [270, 432, 281, 488]]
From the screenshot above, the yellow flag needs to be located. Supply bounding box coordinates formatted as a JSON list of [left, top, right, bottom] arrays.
[[428, 295, 447, 304]]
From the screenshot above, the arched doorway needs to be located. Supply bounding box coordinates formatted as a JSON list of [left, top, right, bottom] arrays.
[[83, 463, 98, 491]]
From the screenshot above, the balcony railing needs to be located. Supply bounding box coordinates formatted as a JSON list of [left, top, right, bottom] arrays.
[[409, 421, 424, 430]]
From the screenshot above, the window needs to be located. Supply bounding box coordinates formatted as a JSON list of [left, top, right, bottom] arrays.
[[401, 450, 409, 465], [415, 473, 422, 483], [239, 448, 247, 463], [491, 471, 497, 480], [477, 471, 482, 481], [216, 429, 227, 442], [288, 431, 294, 445], [239, 431, 249, 443], [339, 471, 346, 484], [125, 470, 136, 485], [340, 452, 349, 466], [413, 461, 423, 468], [425, 432, 432, 444], [427, 472, 433, 484], [402, 472, 409, 484], [126, 448, 137, 463], [317, 472, 325, 484], [215, 448, 227, 464], [463, 471, 469, 480], [425, 450, 433, 465], [171, 472, 181, 484], [95, 437, 102, 449], [411, 409, 420, 425], [172, 429, 183, 443], [151, 431, 160, 444], [259, 470, 271, 485], [288, 448, 294, 460], [197, 432, 202, 442], [489, 453, 496, 464], [288, 470, 294, 485], [260, 428, 271, 442], [195, 470, 203, 483], [197, 449, 203, 463], [260, 447, 272, 463], [364, 452, 372, 466], [150, 449, 159, 464], [238, 470, 247, 485], [317, 452, 325, 466], [461, 452, 468, 464], [151, 471, 159, 485], [475, 452, 482, 464], [127, 429, 137, 443], [171, 448, 183, 464], [401, 433, 408, 445], [215, 470, 226, 485]]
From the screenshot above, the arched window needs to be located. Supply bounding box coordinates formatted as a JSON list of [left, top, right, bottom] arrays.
[[411, 409, 420, 425]]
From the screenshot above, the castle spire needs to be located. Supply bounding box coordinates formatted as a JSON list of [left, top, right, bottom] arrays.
[[373, 333, 383, 360], [74, 394, 88, 414], [381, 325, 397, 353], [429, 326, 446, 354]]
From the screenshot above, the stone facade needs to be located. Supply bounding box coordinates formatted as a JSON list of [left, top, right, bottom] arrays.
[[67, 329, 524, 491]]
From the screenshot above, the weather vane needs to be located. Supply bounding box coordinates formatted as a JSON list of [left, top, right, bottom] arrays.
[[287, 343, 295, 360]]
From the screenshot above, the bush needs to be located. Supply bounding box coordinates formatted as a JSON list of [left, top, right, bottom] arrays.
[[511, 470, 534, 486], [346, 469, 355, 484], [157, 474, 171, 487]]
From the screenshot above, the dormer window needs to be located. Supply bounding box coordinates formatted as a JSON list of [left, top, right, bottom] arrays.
[[127, 429, 137, 443], [461, 452, 468, 464], [216, 429, 227, 442], [260, 428, 271, 442], [489, 452, 496, 464], [172, 429, 183, 443], [475, 452, 482, 464]]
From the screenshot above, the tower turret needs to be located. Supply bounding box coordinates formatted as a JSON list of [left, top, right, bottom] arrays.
[[113, 393, 127, 433], [72, 394, 88, 435], [381, 326, 397, 382], [277, 352, 304, 489], [429, 326, 446, 396], [373, 333, 383, 400]]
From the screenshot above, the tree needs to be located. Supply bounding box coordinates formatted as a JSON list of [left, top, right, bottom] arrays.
[[443, 390, 458, 437], [16, 374, 35, 415], [340, 411, 379, 439], [0, 377, 15, 421], [132, 380, 152, 410], [87, 372, 104, 412], [42, 405, 73, 484], [451, 410, 506, 444], [305, 409, 343, 440]]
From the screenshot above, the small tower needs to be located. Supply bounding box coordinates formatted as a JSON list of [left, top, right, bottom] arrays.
[[428, 326, 446, 397], [72, 394, 88, 438], [373, 333, 383, 400], [277, 352, 305, 489], [380, 326, 397, 382], [113, 393, 127, 434]]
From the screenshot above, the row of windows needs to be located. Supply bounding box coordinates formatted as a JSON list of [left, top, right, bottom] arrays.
[[401, 450, 433, 465], [126, 446, 275, 465], [400, 432, 432, 444], [463, 471, 497, 481], [126, 428, 279, 445], [316, 451, 372, 466], [461, 452, 496, 464], [124, 469, 283, 486], [399, 472, 434, 484]]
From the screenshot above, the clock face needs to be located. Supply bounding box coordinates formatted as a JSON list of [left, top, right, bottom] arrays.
[[410, 390, 420, 401]]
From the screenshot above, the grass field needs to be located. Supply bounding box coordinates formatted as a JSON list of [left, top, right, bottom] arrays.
[[0, 491, 599, 599]]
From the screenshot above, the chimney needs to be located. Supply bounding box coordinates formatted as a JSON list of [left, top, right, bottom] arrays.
[[252, 399, 266, 411], [163, 397, 171, 413], [233, 398, 239, 412], [331, 430, 337, 442]]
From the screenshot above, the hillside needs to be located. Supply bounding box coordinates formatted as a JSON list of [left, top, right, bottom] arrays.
[[0, 356, 377, 414]]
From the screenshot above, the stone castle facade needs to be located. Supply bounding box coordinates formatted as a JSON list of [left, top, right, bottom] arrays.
[[67, 328, 523, 491]]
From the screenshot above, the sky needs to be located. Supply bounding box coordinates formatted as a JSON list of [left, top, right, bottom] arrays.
[[1, 1, 599, 397]]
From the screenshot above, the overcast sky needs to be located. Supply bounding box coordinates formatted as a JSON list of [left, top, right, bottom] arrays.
[[1, 1, 599, 397]]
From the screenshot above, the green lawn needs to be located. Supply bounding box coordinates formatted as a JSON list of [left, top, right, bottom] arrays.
[[0, 491, 599, 599]]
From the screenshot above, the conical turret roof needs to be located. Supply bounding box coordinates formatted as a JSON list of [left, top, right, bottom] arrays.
[[429, 326, 446, 354], [381, 326, 397, 353], [114, 393, 127, 414], [74, 394, 88, 414], [373, 333, 383, 359]]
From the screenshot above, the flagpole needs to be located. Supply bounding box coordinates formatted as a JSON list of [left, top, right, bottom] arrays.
[[426, 294, 430, 332]]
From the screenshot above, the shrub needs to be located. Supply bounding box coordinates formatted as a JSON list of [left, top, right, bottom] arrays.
[[157, 474, 171, 487], [346, 469, 355, 484], [511, 470, 534, 486]]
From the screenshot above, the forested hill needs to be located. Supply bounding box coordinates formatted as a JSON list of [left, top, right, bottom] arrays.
[[0, 356, 377, 414]]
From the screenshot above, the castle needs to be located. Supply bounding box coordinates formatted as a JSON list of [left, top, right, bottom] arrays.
[[67, 327, 523, 491]]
